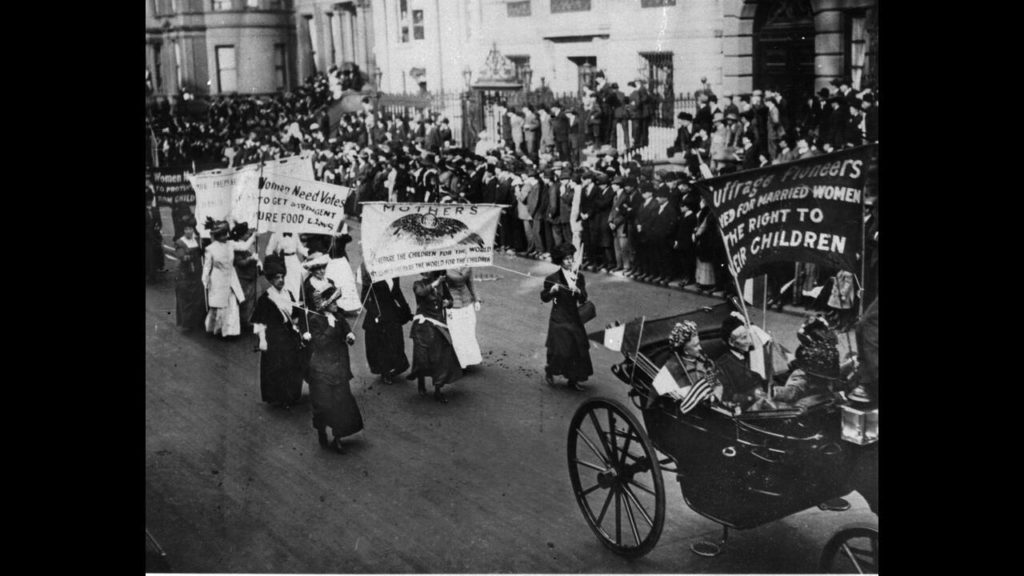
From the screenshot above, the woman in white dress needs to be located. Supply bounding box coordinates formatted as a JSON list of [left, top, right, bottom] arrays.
[[202, 220, 247, 338], [266, 231, 307, 299], [444, 267, 482, 368], [325, 224, 362, 314]]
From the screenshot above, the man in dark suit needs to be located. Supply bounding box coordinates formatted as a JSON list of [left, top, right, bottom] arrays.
[[592, 174, 616, 270], [694, 95, 713, 136], [551, 103, 570, 162], [566, 109, 582, 166], [608, 176, 633, 273], [645, 185, 678, 285], [629, 80, 652, 148], [423, 117, 441, 153], [578, 171, 598, 267], [673, 193, 700, 286], [862, 93, 878, 142], [629, 182, 655, 279], [844, 99, 866, 147]]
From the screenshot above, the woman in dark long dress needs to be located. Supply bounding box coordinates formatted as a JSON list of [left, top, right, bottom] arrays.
[[361, 264, 411, 384], [250, 256, 304, 408], [541, 243, 593, 390], [299, 285, 363, 453], [174, 218, 206, 331], [408, 270, 462, 403]]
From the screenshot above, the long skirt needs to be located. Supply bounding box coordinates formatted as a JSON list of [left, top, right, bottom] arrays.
[[695, 259, 716, 287], [326, 256, 362, 313], [446, 306, 482, 368], [205, 293, 241, 336], [175, 278, 206, 330], [308, 367, 364, 438], [260, 326, 304, 405], [546, 320, 594, 382], [237, 275, 258, 327], [365, 322, 410, 376], [410, 321, 463, 386]]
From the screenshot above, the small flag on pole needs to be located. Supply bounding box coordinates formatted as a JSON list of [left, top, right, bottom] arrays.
[[650, 355, 714, 414], [603, 322, 625, 351]]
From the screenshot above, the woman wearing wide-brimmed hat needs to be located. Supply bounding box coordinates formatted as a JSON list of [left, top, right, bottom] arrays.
[[202, 219, 245, 338], [298, 285, 363, 453], [251, 256, 304, 408], [173, 216, 206, 331], [407, 270, 462, 403], [541, 243, 593, 390], [361, 263, 412, 385]]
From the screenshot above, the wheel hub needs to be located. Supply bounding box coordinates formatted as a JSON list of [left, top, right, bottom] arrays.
[[597, 468, 618, 489]]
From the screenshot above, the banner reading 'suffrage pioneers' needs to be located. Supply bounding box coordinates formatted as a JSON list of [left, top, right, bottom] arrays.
[[361, 203, 504, 282], [696, 146, 874, 280]]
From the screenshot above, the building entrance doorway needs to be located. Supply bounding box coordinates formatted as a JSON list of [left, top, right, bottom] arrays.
[[754, 0, 814, 127]]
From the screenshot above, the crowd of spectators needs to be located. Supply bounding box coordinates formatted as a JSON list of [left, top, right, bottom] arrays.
[[146, 69, 878, 316]]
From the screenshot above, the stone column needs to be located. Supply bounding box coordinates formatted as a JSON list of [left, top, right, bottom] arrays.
[[721, 0, 754, 95], [812, 1, 845, 90], [357, 0, 376, 79]]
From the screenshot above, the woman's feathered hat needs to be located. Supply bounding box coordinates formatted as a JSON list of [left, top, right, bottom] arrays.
[[550, 242, 577, 265], [669, 320, 699, 349], [229, 221, 251, 241], [302, 253, 331, 270], [794, 315, 840, 378], [204, 217, 230, 238], [312, 285, 343, 311]]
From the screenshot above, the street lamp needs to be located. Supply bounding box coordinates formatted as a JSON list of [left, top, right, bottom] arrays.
[[521, 62, 532, 93], [462, 65, 472, 91]]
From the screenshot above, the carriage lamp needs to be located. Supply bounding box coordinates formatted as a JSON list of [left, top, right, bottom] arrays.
[[840, 404, 878, 446]]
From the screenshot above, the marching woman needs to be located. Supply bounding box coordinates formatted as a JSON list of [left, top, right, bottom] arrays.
[[202, 219, 246, 338], [173, 217, 206, 331], [361, 264, 412, 385], [265, 231, 307, 300], [230, 222, 259, 332], [325, 223, 362, 314], [541, 243, 593, 391], [444, 266, 483, 369], [298, 285, 364, 454], [250, 256, 304, 408], [408, 270, 463, 403]]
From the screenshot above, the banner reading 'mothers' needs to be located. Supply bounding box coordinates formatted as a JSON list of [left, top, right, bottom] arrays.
[[696, 145, 874, 280], [257, 173, 351, 235], [361, 203, 504, 282]]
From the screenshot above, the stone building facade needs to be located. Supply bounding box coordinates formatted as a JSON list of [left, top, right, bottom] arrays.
[[146, 0, 297, 97], [293, 0, 378, 81]]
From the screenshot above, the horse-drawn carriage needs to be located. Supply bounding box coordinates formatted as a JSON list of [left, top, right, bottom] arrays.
[[569, 303, 878, 572]]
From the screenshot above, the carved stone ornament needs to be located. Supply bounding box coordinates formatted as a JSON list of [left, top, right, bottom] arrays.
[[477, 43, 519, 84]]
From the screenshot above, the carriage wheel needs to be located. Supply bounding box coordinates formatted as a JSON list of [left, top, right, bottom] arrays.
[[567, 397, 666, 558], [819, 524, 878, 573]]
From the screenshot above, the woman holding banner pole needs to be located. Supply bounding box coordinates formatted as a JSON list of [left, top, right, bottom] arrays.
[[445, 266, 483, 369], [407, 270, 462, 403], [325, 223, 362, 314], [361, 264, 412, 385], [201, 219, 245, 338]]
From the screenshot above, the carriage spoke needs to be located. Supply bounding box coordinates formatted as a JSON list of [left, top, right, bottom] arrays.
[[576, 429, 609, 467], [579, 483, 602, 497], [618, 429, 635, 467], [620, 486, 643, 546], [573, 458, 607, 473], [622, 477, 655, 496], [840, 543, 865, 574], [621, 484, 655, 528], [614, 487, 622, 546], [595, 486, 615, 527], [606, 409, 620, 463], [587, 411, 615, 462]]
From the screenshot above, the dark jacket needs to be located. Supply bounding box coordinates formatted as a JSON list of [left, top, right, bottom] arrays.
[[551, 112, 570, 142], [540, 269, 593, 381], [716, 350, 766, 405]]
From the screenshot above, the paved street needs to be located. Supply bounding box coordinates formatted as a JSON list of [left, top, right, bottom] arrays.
[[146, 211, 875, 573]]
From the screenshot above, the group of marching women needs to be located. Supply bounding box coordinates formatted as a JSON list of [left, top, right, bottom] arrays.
[[172, 213, 486, 452]]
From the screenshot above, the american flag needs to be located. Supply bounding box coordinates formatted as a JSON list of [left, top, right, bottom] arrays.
[[678, 377, 714, 414], [651, 355, 715, 414]]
